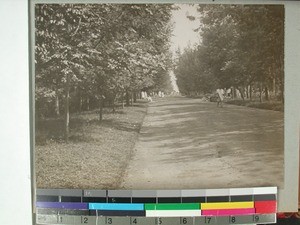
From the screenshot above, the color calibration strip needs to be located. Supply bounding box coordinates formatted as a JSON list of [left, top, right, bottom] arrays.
[[36, 187, 277, 224], [36, 200, 276, 217]]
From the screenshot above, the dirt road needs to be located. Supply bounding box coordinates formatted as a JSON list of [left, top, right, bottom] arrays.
[[122, 96, 283, 189]]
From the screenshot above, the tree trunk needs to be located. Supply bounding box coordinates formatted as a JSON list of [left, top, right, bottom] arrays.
[[54, 78, 60, 116], [55, 90, 60, 116], [64, 73, 70, 142], [273, 77, 276, 99], [280, 81, 284, 104], [238, 87, 245, 101], [86, 97, 90, 111], [79, 96, 83, 113], [130, 92, 133, 106], [264, 86, 269, 101], [259, 82, 263, 103], [112, 94, 116, 113], [125, 90, 130, 107], [121, 92, 125, 109], [249, 84, 252, 101], [99, 96, 103, 122], [232, 87, 236, 99], [77, 87, 82, 113], [133, 91, 137, 103]]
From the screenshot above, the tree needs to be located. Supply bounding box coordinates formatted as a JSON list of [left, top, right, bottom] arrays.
[[174, 4, 284, 102], [36, 4, 93, 141], [35, 4, 174, 141]]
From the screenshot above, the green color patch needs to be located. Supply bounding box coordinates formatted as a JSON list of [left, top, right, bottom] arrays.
[[145, 203, 200, 210]]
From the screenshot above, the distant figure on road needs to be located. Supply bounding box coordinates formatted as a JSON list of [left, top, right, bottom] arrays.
[[216, 88, 224, 107], [146, 96, 153, 102]]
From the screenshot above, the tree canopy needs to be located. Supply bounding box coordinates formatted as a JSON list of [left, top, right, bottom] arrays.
[[35, 4, 174, 140], [175, 5, 284, 101]]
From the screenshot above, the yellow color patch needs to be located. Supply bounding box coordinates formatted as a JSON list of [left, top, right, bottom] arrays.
[[201, 202, 254, 210]]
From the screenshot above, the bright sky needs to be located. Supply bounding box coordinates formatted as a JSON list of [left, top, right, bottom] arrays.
[[169, 4, 201, 92], [170, 4, 201, 55]]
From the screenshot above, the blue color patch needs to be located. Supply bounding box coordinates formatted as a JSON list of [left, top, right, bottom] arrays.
[[36, 202, 88, 209], [88, 203, 144, 211]]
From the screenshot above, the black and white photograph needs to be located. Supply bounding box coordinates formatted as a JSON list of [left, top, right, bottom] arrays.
[[34, 3, 284, 190]]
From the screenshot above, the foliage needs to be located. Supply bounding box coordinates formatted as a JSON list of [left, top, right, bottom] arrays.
[[35, 4, 174, 138], [175, 5, 284, 101]]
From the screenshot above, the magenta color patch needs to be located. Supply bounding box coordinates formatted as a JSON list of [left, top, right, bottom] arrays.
[[202, 208, 255, 216]]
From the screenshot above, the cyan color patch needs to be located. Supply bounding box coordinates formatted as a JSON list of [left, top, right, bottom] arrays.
[[88, 203, 144, 211]]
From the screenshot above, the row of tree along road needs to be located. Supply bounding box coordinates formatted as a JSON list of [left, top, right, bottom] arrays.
[[175, 5, 284, 104], [35, 4, 174, 141], [35, 4, 284, 142]]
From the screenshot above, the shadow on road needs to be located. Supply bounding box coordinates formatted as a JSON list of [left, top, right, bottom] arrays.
[[129, 96, 284, 188]]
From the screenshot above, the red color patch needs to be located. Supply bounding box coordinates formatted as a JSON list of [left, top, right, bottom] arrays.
[[255, 201, 277, 213]]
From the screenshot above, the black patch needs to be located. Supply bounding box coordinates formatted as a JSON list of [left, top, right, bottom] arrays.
[[230, 195, 253, 202], [83, 197, 106, 203], [132, 198, 157, 203], [182, 197, 206, 203], [158, 197, 181, 203], [61, 196, 82, 202], [206, 196, 229, 202]]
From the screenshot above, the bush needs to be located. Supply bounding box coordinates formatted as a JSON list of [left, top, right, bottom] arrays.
[[226, 100, 283, 112]]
